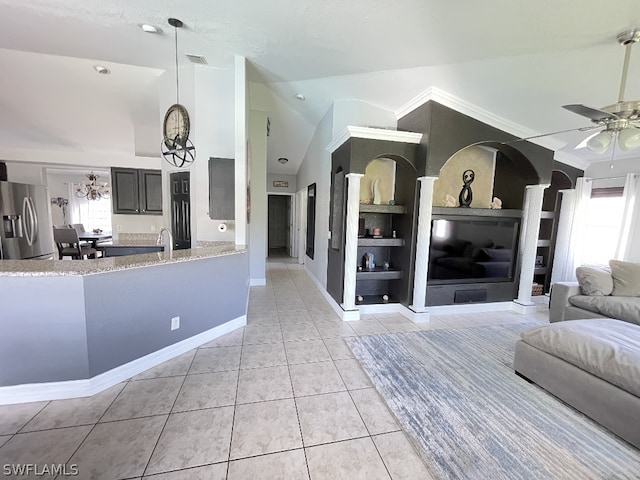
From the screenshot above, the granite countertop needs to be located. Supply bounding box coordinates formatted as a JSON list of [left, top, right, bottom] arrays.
[[0, 242, 245, 277]]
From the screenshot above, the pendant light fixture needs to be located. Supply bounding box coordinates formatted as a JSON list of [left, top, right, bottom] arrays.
[[75, 172, 111, 201], [161, 17, 196, 168]]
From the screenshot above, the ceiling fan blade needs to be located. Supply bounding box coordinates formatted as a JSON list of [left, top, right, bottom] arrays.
[[574, 131, 602, 150], [562, 104, 618, 122], [503, 124, 599, 144]]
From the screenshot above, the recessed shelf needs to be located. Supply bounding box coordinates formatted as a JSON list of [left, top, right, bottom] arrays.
[[540, 211, 555, 219], [358, 237, 405, 247], [537, 239, 551, 247], [534, 267, 548, 274], [432, 207, 522, 218], [356, 268, 403, 280], [355, 294, 399, 305], [359, 204, 406, 214]]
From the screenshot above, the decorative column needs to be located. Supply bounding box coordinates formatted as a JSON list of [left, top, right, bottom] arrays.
[[514, 183, 549, 311], [342, 173, 364, 315], [410, 176, 438, 316]]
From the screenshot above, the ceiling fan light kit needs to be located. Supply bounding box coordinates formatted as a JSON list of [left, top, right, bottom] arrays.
[[618, 127, 640, 151], [563, 28, 640, 155], [161, 17, 196, 168], [587, 130, 613, 153]]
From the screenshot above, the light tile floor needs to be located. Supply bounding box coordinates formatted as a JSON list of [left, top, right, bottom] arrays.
[[0, 263, 549, 479]]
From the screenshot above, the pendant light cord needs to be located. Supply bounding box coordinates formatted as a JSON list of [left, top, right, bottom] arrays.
[[174, 24, 179, 105], [609, 131, 618, 169]]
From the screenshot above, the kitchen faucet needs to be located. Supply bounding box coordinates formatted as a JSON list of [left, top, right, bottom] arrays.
[[157, 227, 174, 253]]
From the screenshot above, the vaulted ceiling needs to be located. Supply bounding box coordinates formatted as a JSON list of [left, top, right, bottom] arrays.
[[1, 0, 640, 174]]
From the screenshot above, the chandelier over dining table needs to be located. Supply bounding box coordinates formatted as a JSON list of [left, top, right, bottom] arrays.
[[75, 172, 111, 201]]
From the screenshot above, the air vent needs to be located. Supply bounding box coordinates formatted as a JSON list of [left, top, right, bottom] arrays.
[[185, 54, 207, 65]]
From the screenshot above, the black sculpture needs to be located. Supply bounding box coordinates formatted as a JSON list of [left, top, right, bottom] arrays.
[[458, 169, 475, 207]]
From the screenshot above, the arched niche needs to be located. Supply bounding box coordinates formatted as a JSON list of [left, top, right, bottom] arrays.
[[361, 154, 417, 207], [433, 142, 541, 210], [542, 169, 573, 211]]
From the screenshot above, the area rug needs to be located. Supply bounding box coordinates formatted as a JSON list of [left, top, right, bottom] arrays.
[[346, 322, 640, 480]]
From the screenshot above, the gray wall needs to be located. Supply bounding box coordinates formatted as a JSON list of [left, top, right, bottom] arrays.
[[84, 253, 248, 376], [0, 252, 248, 387], [0, 276, 90, 386]]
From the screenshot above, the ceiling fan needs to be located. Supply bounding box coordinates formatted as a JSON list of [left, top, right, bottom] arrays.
[[563, 28, 640, 154]]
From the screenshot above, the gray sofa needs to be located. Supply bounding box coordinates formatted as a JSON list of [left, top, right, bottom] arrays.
[[549, 282, 640, 324], [549, 262, 640, 325], [515, 318, 640, 449]]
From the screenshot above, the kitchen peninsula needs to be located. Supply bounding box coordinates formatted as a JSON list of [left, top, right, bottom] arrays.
[[0, 242, 248, 404]]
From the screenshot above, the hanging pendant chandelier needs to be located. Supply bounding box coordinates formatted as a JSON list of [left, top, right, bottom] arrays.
[[75, 172, 111, 201], [161, 17, 196, 168]]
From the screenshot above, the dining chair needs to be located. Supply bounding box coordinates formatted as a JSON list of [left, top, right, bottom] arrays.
[[53, 228, 98, 260]]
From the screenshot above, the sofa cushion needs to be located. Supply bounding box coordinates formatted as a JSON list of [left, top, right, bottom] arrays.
[[576, 266, 613, 296], [569, 295, 640, 325], [610, 259, 640, 296], [520, 319, 640, 397]]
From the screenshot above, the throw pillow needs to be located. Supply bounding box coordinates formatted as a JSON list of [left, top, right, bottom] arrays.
[[609, 259, 640, 296], [575, 266, 613, 296]]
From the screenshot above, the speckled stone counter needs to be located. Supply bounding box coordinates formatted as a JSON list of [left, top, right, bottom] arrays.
[[0, 242, 245, 277]]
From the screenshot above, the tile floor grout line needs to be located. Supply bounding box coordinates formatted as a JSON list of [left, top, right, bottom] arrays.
[[57, 380, 129, 479], [225, 313, 248, 478], [14, 399, 51, 435], [139, 349, 198, 478]]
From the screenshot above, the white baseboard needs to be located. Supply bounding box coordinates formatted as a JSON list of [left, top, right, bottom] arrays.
[[427, 301, 514, 315], [0, 315, 247, 406], [303, 264, 345, 319], [250, 278, 267, 286], [512, 300, 538, 314]]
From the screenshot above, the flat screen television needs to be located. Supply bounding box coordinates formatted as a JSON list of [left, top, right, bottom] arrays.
[[428, 215, 520, 284]]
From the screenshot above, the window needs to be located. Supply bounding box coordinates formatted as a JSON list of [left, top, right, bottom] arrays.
[[579, 188, 624, 266]]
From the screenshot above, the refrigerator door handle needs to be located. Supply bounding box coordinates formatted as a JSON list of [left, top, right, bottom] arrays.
[[22, 197, 32, 246], [28, 196, 38, 244], [22, 196, 37, 246], [29, 197, 38, 243]]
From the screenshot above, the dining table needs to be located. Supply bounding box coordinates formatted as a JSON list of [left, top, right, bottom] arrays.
[[77, 232, 113, 249]]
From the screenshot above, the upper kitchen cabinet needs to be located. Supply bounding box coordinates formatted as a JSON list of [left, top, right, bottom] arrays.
[[208, 157, 235, 220], [111, 168, 163, 215]]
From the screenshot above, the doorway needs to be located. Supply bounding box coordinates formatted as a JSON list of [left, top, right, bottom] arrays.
[[170, 171, 191, 250], [268, 194, 293, 259]]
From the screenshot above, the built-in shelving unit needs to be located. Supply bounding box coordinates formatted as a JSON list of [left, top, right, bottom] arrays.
[[534, 170, 574, 294], [356, 267, 403, 280], [534, 211, 555, 293], [359, 204, 407, 214], [356, 203, 407, 304], [358, 237, 405, 247]]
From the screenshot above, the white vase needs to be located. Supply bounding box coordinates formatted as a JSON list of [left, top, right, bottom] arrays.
[[373, 179, 381, 205]]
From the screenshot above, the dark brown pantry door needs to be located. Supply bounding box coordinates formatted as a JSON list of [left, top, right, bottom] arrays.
[[170, 171, 191, 250]]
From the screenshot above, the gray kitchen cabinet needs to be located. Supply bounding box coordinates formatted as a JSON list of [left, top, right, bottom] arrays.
[[111, 168, 162, 215], [208, 157, 235, 220]]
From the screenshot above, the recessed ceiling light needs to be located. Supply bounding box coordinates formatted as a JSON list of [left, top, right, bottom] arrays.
[[93, 65, 111, 75], [295, 93, 306, 101], [278, 157, 289, 164], [140, 23, 162, 34]]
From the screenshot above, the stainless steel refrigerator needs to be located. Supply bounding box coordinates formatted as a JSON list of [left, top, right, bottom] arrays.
[[0, 181, 55, 260]]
